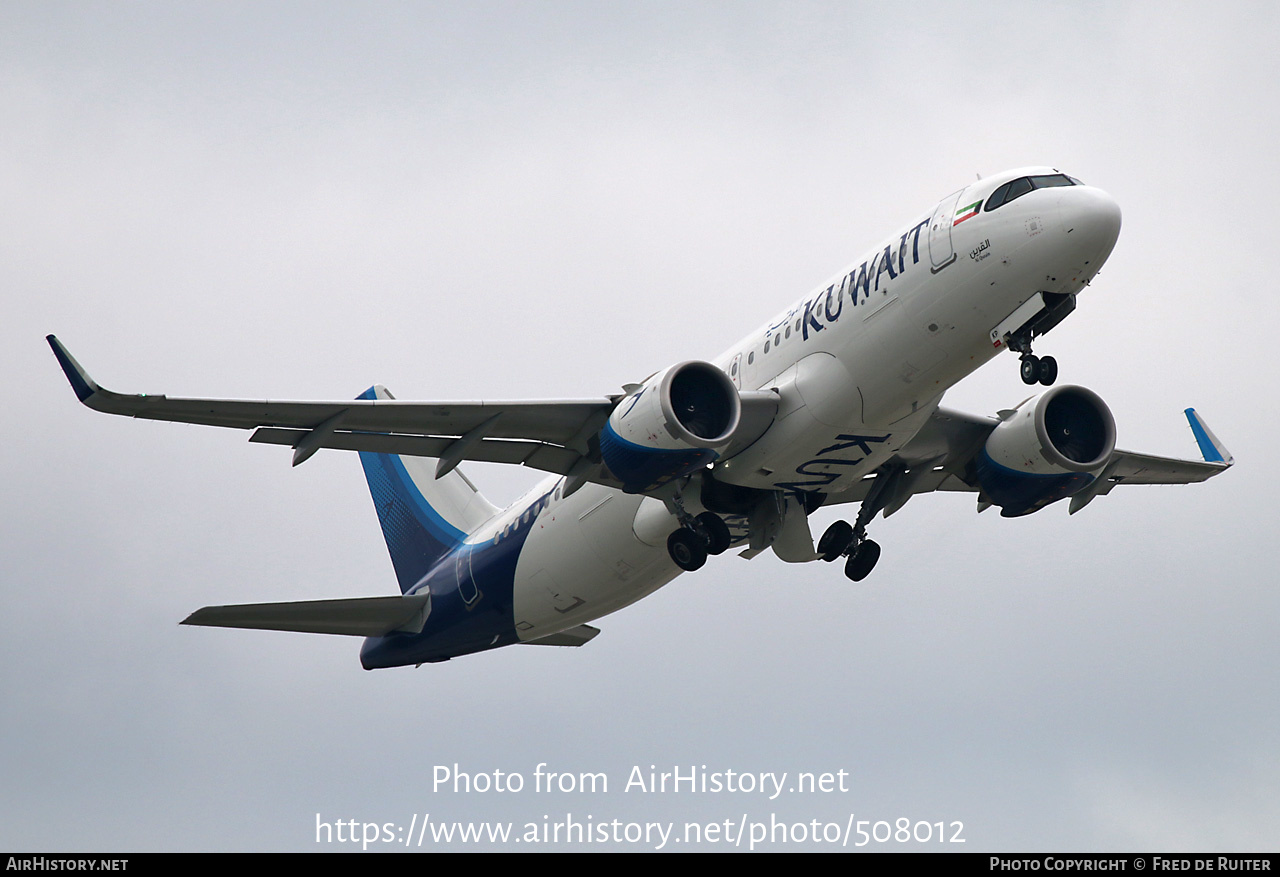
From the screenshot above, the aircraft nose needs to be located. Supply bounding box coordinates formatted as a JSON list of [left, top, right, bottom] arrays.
[[1059, 186, 1122, 265]]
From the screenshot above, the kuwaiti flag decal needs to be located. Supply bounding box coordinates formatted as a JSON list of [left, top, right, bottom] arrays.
[[953, 200, 982, 226]]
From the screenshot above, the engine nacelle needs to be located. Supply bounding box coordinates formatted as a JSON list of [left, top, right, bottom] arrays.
[[975, 385, 1116, 517], [600, 360, 741, 494]]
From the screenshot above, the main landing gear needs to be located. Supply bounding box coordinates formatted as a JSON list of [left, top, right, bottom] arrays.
[[817, 519, 881, 582], [815, 462, 906, 582], [1008, 330, 1057, 386], [667, 510, 732, 572]]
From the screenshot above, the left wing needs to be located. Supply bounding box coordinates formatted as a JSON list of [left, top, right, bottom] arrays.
[[824, 404, 1233, 515], [1059, 408, 1232, 513]]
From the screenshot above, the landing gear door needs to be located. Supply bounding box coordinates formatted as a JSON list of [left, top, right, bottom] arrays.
[[928, 188, 966, 273]]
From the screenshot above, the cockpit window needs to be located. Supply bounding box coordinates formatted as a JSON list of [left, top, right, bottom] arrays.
[[985, 182, 1011, 212], [1028, 173, 1074, 190], [984, 173, 1079, 212], [1006, 176, 1034, 201]]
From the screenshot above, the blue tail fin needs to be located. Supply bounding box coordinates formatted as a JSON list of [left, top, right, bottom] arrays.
[[357, 386, 500, 593]]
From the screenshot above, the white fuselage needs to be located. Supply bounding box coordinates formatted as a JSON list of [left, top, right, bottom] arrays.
[[487, 168, 1122, 641]]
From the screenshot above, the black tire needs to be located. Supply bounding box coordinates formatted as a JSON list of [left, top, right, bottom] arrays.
[[817, 520, 855, 562], [696, 512, 732, 556], [1038, 355, 1058, 386], [844, 540, 881, 582], [667, 529, 708, 571], [1020, 355, 1040, 385]]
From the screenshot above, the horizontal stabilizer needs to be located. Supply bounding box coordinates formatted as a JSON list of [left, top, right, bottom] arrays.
[[182, 594, 430, 637], [524, 625, 601, 647]]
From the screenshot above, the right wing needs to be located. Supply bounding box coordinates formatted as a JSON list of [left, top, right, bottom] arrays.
[[49, 335, 621, 486], [49, 336, 778, 494]]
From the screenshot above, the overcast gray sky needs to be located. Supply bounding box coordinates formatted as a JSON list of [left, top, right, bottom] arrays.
[[3, 1, 1276, 852]]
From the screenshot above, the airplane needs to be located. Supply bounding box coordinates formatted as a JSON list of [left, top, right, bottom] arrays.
[[49, 166, 1234, 669]]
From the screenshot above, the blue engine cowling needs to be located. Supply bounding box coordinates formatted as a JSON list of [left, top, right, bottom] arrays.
[[974, 385, 1116, 517], [600, 361, 741, 494]]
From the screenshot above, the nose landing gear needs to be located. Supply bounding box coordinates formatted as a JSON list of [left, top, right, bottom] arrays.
[[1008, 330, 1057, 386], [1019, 353, 1058, 386]]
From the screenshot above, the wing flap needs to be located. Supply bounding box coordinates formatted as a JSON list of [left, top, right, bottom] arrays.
[[824, 466, 973, 507], [181, 594, 431, 636], [1104, 450, 1231, 485], [248, 427, 619, 485], [523, 625, 601, 647]]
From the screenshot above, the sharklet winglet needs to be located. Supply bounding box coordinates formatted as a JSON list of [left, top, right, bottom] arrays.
[[1184, 408, 1234, 466], [47, 335, 100, 403]]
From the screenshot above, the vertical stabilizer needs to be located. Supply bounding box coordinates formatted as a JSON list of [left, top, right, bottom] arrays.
[[357, 386, 500, 592]]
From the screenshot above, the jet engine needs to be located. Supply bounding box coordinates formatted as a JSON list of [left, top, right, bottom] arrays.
[[600, 360, 741, 493], [974, 385, 1116, 517]]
